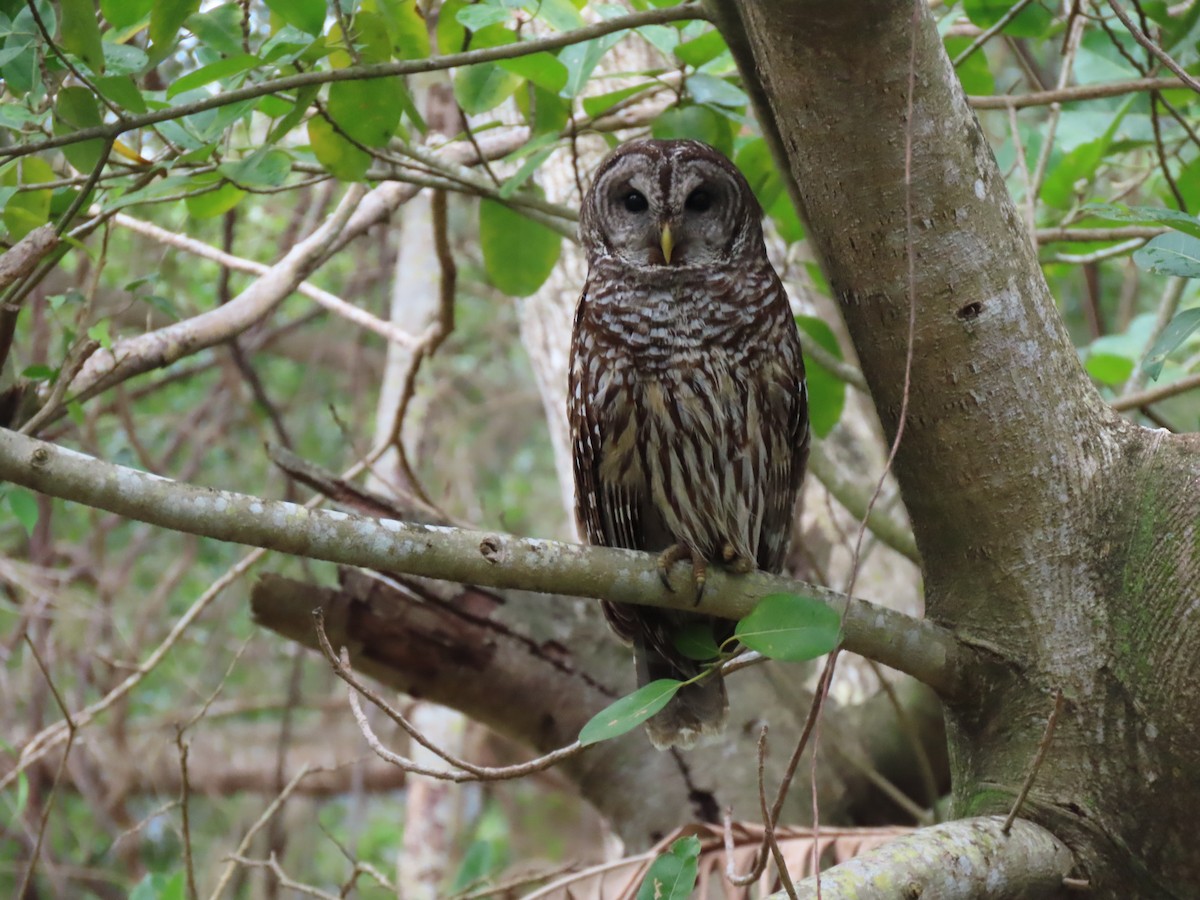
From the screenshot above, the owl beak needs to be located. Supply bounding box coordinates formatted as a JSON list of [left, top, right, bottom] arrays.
[[659, 222, 674, 265]]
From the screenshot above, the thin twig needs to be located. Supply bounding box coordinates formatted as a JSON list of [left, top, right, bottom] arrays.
[[1003, 688, 1065, 833], [1106, 0, 1200, 93], [314, 612, 584, 782], [1111, 369, 1200, 410]]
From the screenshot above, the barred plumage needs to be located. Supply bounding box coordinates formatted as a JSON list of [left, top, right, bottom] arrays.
[[569, 139, 809, 750]]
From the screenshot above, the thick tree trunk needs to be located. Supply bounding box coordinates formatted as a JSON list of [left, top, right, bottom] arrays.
[[711, 0, 1200, 894]]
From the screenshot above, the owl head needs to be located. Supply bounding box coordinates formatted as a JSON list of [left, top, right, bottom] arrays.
[[579, 139, 765, 271]]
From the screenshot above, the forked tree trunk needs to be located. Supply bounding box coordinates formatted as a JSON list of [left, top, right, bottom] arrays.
[[709, 0, 1200, 894]]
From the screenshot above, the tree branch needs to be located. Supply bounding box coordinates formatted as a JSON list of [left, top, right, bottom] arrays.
[[0, 428, 970, 698], [770, 817, 1075, 899]]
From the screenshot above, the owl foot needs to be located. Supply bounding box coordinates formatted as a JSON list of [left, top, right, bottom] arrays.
[[721, 542, 756, 575], [657, 543, 708, 604]]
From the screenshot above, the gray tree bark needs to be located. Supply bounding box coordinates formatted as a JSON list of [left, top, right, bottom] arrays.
[[710, 0, 1200, 894]]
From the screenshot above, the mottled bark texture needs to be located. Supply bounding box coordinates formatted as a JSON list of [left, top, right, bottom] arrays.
[[250, 569, 948, 849], [710, 0, 1200, 894]]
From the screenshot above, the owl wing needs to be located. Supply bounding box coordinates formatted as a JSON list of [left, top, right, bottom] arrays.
[[569, 288, 673, 646], [755, 296, 811, 574]]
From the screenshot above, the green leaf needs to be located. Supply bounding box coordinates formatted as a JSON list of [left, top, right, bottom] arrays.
[[558, 33, 623, 97], [579, 679, 682, 746], [1085, 352, 1134, 386], [219, 149, 292, 189], [8, 489, 39, 536], [651, 105, 734, 157], [187, 5, 245, 57], [685, 72, 747, 108], [735, 592, 841, 662], [185, 181, 245, 219], [129, 871, 186, 900], [582, 83, 652, 119], [1142, 308, 1200, 379], [86, 318, 111, 350], [1133, 231, 1200, 279], [21, 364, 58, 381], [54, 86, 106, 173], [455, 54, 524, 115], [376, 0, 430, 59], [3, 156, 55, 240], [496, 52, 568, 93], [456, 4, 510, 30], [795, 316, 846, 437], [60, 0, 105, 73], [149, 0, 201, 64], [264, 0, 325, 35], [94, 75, 146, 112], [308, 115, 370, 181], [328, 78, 405, 147], [945, 36, 994, 95], [963, 0, 1053, 37], [479, 198, 562, 296], [101, 0, 152, 28], [534, 0, 586, 31], [166, 54, 260, 99], [674, 29, 728, 67], [672, 623, 722, 661], [637, 836, 701, 900], [1085, 203, 1200, 239]]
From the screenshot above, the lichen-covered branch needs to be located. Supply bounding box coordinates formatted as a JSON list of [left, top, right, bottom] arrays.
[[0, 428, 969, 697], [770, 817, 1075, 899]]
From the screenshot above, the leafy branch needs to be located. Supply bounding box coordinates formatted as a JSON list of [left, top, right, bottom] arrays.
[[0, 4, 709, 163]]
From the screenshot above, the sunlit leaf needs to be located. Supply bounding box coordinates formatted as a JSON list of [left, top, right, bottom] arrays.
[[375, 0, 430, 59], [308, 116, 370, 181], [185, 182, 245, 219], [327, 78, 405, 147], [1142, 308, 1200, 380], [579, 679, 682, 746], [735, 593, 841, 662], [479, 198, 562, 297], [637, 836, 700, 900], [944, 37, 994, 95], [795, 316, 847, 437]]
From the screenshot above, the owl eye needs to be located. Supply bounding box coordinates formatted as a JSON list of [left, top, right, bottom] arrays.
[[622, 190, 648, 213], [685, 189, 712, 212]]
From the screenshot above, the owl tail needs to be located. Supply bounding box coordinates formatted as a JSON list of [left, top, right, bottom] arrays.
[[635, 637, 729, 751]]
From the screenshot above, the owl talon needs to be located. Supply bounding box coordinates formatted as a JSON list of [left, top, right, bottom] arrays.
[[657, 543, 692, 592], [691, 557, 708, 606]]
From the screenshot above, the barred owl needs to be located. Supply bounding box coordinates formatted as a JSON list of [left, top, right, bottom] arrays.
[[569, 139, 809, 750]]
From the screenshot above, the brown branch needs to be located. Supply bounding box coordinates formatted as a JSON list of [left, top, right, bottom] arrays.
[[968, 75, 1182, 109]]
